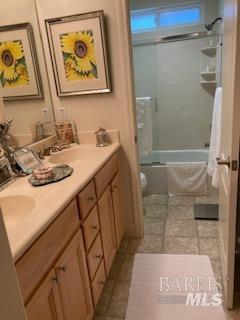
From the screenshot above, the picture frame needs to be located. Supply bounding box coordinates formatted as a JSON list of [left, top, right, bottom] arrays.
[[0, 23, 43, 100], [13, 148, 42, 175], [45, 10, 110, 97]]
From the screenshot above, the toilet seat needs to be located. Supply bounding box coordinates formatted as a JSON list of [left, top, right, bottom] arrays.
[[140, 172, 147, 192]]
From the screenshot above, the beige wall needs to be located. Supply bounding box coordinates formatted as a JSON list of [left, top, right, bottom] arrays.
[[35, 0, 140, 236], [0, 0, 54, 139]]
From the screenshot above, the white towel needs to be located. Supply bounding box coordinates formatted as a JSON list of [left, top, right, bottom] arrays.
[[136, 97, 154, 158], [207, 87, 222, 188], [166, 162, 208, 196]]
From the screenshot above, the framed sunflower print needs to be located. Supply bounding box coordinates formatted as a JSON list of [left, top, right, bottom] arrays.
[[0, 23, 43, 100], [45, 11, 110, 96]]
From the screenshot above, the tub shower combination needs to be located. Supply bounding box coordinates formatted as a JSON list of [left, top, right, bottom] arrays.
[[134, 30, 222, 196]]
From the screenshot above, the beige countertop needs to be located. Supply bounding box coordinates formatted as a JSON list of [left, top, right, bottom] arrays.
[[0, 143, 120, 262]]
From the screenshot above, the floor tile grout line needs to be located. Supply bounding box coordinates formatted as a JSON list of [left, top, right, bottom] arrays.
[[161, 195, 170, 253]]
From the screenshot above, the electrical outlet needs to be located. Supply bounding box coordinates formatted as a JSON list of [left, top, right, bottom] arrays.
[[41, 108, 50, 123], [56, 107, 66, 123]]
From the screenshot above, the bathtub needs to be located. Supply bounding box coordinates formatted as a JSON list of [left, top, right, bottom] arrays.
[[140, 149, 211, 194]]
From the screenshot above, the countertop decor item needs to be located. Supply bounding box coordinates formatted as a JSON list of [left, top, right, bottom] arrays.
[[55, 121, 78, 145], [95, 127, 110, 147], [0, 23, 43, 100], [33, 167, 53, 180], [29, 164, 73, 186], [13, 148, 42, 175], [45, 11, 110, 96]]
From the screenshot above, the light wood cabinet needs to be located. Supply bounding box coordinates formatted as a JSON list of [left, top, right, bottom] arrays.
[[82, 205, 100, 251], [27, 231, 93, 320], [91, 260, 106, 307], [55, 231, 93, 320], [94, 153, 118, 198], [87, 233, 103, 281], [77, 180, 97, 221], [111, 172, 125, 248], [17, 150, 124, 318], [26, 269, 64, 320], [16, 199, 79, 302], [98, 186, 117, 274]]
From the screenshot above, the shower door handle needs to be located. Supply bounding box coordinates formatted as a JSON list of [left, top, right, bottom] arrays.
[[216, 157, 231, 168]]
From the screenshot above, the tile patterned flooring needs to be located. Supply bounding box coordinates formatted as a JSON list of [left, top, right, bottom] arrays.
[[93, 194, 240, 320]]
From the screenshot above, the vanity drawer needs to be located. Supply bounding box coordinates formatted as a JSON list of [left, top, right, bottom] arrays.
[[87, 233, 103, 281], [94, 153, 119, 198], [77, 180, 97, 220], [83, 205, 100, 251], [91, 259, 106, 307], [15, 199, 80, 303]]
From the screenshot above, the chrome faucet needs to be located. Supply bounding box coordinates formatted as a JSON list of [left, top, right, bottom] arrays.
[[37, 144, 62, 159]]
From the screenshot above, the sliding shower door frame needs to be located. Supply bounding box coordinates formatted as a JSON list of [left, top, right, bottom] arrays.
[[133, 30, 221, 47]]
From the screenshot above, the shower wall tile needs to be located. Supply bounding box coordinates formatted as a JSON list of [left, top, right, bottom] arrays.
[[133, 36, 215, 151]]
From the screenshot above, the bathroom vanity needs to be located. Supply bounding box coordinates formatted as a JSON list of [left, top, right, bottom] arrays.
[[0, 143, 124, 319]]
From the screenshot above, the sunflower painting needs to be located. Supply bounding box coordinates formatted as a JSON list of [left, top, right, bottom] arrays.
[[0, 40, 29, 87], [60, 30, 98, 81]]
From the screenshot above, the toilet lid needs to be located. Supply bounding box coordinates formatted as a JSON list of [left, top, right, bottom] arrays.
[[140, 172, 146, 180]]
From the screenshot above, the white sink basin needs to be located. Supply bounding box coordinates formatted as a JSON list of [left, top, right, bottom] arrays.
[[48, 147, 106, 164], [1, 195, 36, 224]]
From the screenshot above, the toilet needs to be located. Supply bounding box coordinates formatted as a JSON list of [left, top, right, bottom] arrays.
[[140, 172, 147, 193]]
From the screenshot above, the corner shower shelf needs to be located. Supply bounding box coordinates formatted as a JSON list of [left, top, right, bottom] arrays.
[[201, 72, 216, 81], [201, 80, 217, 86], [201, 46, 217, 56]]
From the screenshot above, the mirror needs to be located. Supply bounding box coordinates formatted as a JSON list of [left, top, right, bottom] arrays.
[[0, 0, 55, 146]]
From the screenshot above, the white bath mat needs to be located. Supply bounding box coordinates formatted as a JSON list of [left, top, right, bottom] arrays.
[[166, 162, 208, 195], [126, 254, 225, 320]]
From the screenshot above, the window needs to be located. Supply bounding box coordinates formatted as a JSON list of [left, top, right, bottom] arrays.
[[131, 4, 202, 33], [131, 12, 157, 33], [159, 7, 201, 27]]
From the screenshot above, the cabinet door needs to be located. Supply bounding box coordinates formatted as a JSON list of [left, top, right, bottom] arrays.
[[98, 186, 117, 274], [55, 230, 93, 320], [26, 269, 64, 320], [111, 172, 125, 248]]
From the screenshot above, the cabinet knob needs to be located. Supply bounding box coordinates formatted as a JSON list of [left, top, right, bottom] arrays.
[[92, 225, 98, 230], [88, 196, 95, 201], [59, 266, 66, 272]]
